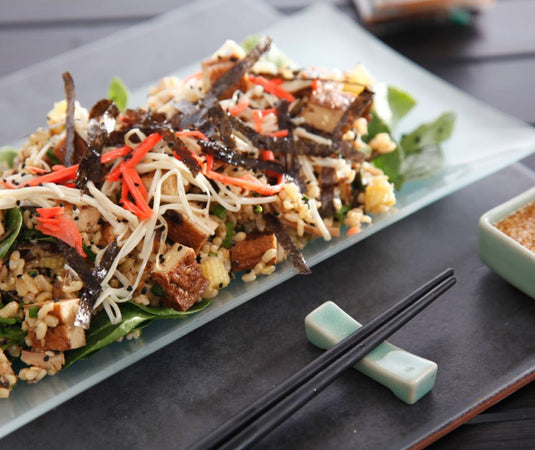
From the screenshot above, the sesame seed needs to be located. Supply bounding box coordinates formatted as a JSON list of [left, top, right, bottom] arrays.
[[44, 355, 50, 362], [126, 285, 133, 292]]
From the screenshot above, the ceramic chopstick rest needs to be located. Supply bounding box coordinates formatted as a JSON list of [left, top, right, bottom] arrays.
[[304, 301, 438, 404]]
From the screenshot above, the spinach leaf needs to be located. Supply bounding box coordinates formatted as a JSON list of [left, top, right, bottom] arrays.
[[387, 86, 416, 128], [108, 76, 129, 112], [400, 112, 456, 154], [401, 144, 445, 182], [64, 299, 211, 368], [0, 146, 18, 168], [0, 208, 23, 258]]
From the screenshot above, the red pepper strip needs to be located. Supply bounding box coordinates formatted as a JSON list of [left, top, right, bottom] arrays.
[[261, 108, 277, 117], [120, 175, 129, 204], [120, 166, 153, 219], [204, 154, 214, 174], [36, 206, 64, 219], [228, 97, 250, 116], [262, 150, 280, 178], [101, 146, 131, 164], [347, 227, 360, 236], [311, 79, 320, 90], [267, 129, 289, 138], [52, 165, 67, 171], [20, 164, 79, 188], [107, 133, 162, 182], [249, 75, 296, 102], [26, 166, 49, 175], [253, 109, 263, 134], [206, 170, 284, 196], [124, 167, 147, 199], [35, 215, 86, 257], [176, 130, 209, 140], [0, 180, 16, 189], [262, 150, 275, 161], [121, 199, 146, 218]]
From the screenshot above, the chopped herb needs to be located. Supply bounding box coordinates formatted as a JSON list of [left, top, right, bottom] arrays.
[[83, 244, 97, 262], [208, 251, 218, 257], [253, 205, 263, 214], [222, 222, 234, 249], [212, 204, 227, 220], [28, 306, 39, 318], [28, 270, 38, 277], [334, 205, 350, 223]]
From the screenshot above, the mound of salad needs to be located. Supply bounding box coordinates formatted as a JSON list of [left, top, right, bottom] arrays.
[[0, 36, 454, 396]]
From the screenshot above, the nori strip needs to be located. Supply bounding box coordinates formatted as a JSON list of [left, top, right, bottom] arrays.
[[62, 72, 77, 167], [207, 37, 272, 100], [74, 240, 119, 329], [198, 139, 285, 174], [265, 214, 311, 274]]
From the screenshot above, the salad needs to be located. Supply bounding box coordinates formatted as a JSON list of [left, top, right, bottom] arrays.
[[0, 37, 454, 397]]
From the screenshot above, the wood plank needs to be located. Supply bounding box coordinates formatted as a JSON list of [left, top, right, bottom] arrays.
[[430, 418, 535, 448], [379, 0, 535, 61]]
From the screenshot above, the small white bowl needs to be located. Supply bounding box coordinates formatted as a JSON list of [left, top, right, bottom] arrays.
[[479, 186, 535, 299]]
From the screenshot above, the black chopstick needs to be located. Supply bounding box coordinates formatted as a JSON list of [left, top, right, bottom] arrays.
[[191, 269, 455, 450]]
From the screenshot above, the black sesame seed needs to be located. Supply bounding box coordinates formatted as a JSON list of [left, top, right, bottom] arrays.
[[59, 202, 64, 207], [141, 287, 147, 295], [97, 218, 105, 225], [218, 282, 223, 289], [44, 355, 50, 362], [74, 217, 79, 221], [38, 183, 43, 187], [16, 200, 21, 206], [167, 141, 174, 147], [126, 285, 133, 292], [16, 274, 22, 279], [178, 245, 183, 251]]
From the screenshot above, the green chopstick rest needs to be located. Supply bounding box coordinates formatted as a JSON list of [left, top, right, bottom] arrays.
[[304, 301, 438, 404]]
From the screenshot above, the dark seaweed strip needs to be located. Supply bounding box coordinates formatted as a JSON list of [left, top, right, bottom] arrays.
[[207, 37, 272, 100], [77, 100, 121, 190], [89, 99, 117, 120], [227, 115, 334, 157], [198, 139, 285, 174], [319, 167, 336, 218], [332, 89, 374, 143], [62, 72, 76, 167], [206, 103, 235, 148], [265, 214, 311, 274], [161, 129, 202, 177], [74, 240, 119, 329]]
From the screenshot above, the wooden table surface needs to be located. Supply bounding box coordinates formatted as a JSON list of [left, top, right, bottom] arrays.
[[1, 0, 534, 448]]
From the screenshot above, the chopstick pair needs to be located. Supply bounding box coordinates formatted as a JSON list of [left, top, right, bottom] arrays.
[[190, 268, 456, 450]]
